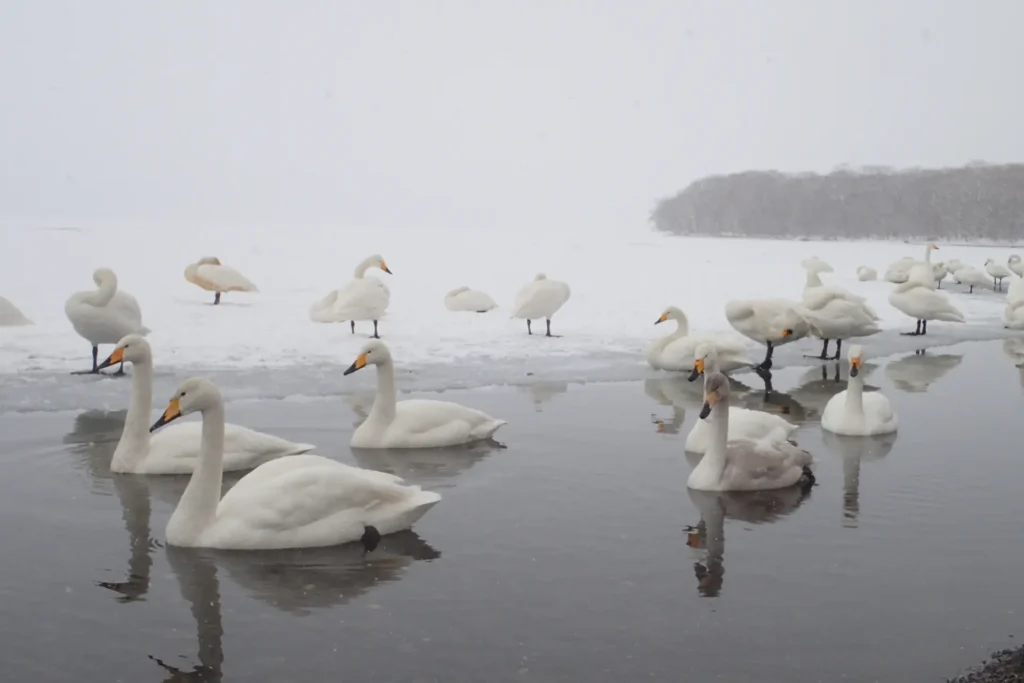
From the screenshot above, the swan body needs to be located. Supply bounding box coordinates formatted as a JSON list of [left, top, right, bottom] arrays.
[[511, 273, 571, 336], [888, 277, 964, 334], [985, 258, 1013, 291], [884, 257, 916, 284], [310, 255, 392, 336], [184, 257, 258, 304], [687, 372, 814, 492], [0, 296, 31, 326], [952, 266, 993, 293], [821, 345, 898, 436], [98, 335, 314, 474], [150, 377, 442, 550], [444, 286, 497, 313], [647, 306, 750, 373], [65, 268, 150, 371], [724, 299, 809, 346], [799, 260, 880, 358], [1005, 275, 1024, 329], [856, 266, 877, 281], [905, 244, 940, 290], [343, 340, 506, 448], [1009, 255, 1024, 279]]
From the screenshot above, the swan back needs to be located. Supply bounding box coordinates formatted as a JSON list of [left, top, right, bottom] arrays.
[[512, 274, 571, 319]]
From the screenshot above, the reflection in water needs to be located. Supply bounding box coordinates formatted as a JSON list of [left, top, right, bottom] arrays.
[[821, 431, 898, 528], [884, 351, 963, 393], [1002, 338, 1024, 391], [350, 439, 504, 488], [645, 374, 764, 434], [786, 361, 880, 423], [518, 381, 569, 412], [684, 487, 811, 597]]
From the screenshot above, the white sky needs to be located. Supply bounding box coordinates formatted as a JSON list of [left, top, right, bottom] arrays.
[[1, 1, 1022, 236]]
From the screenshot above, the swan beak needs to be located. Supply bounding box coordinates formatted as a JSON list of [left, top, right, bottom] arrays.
[[149, 399, 182, 432], [96, 347, 125, 371], [781, 329, 793, 338], [931, 244, 939, 250], [699, 391, 718, 419], [850, 357, 861, 377], [380, 260, 393, 275], [655, 312, 668, 325], [687, 358, 705, 382], [343, 353, 368, 375]]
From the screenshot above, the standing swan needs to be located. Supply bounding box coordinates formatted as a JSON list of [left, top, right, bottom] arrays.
[[687, 372, 815, 492], [97, 335, 315, 474], [1009, 255, 1024, 279], [0, 296, 31, 326], [724, 299, 809, 373], [888, 277, 964, 336], [821, 345, 898, 436], [984, 258, 1013, 292], [64, 267, 150, 374], [309, 254, 392, 338], [647, 306, 750, 372], [511, 274, 571, 337], [799, 260, 880, 360], [184, 257, 258, 305], [150, 377, 442, 550], [342, 340, 506, 448]]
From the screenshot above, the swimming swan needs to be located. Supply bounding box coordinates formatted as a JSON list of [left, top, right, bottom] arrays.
[[724, 299, 809, 371], [511, 273, 571, 336], [342, 340, 506, 448], [310, 254, 392, 337], [647, 306, 750, 373], [0, 296, 31, 326], [821, 345, 898, 436], [184, 257, 258, 305], [888, 276, 965, 335], [150, 377, 442, 550], [98, 334, 315, 474], [799, 260, 880, 360], [985, 258, 1013, 292], [856, 266, 877, 282], [684, 344, 797, 453], [65, 267, 150, 374], [444, 286, 497, 313], [687, 371, 815, 492]]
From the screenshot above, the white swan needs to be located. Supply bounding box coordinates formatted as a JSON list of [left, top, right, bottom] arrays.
[[511, 273, 571, 337], [342, 340, 506, 448], [1004, 274, 1024, 330], [724, 299, 809, 372], [687, 371, 815, 492], [887, 276, 965, 336], [0, 296, 31, 326], [149, 377, 442, 550], [821, 345, 898, 436], [951, 265, 993, 293], [184, 256, 258, 305], [444, 286, 497, 313], [1009, 255, 1024, 279], [97, 335, 315, 474], [65, 267, 150, 374], [799, 259, 880, 360], [905, 244, 940, 290], [647, 306, 750, 373], [884, 257, 916, 284], [856, 266, 877, 282], [932, 262, 948, 288], [684, 344, 797, 453], [985, 258, 1013, 292], [309, 254, 392, 338]]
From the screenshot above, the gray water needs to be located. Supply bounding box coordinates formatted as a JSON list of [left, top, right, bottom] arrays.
[[1, 340, 1024, 682]]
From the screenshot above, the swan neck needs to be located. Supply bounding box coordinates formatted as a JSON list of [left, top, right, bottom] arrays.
[[924, 246, 933, 265], [353, 257, 373, 278], [169, 404, 225, 541], [697, 397, 730, 480], [805, 270, 824, 288], [88, 276, 117, 306], [672, 314, 689, 337], [369, 361, 398, 421], [111, 359, 155, 469], [845, 371, 865, 415]]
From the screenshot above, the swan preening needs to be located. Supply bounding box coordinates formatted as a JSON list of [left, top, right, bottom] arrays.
[[984, 258, 1013, 292], [444, 286, 497, 313], [856, 266, 877, 281], [1009, 255, 1024, 278], [511, 273, 571, 337], [798, 259, 880, 360], [821, 345, 898, 436], [0, 296, 31, 326], [65, 267, 150, 374], [149, 377, 442, 550], [888, 270, 965, 336], [342, 340, 506, 448], [310, 254, 392, 338], [647, 306, 749, 373], [184, 257, 258, 305]]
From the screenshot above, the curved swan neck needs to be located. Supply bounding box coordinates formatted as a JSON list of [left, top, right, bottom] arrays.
[[168, 403, 226, 542], [369, 361, 398, 421], [111, 359, 155, 469], [353, 257, 376, 278], [87, 274, 118, 306], [805, 270, 824, 288], [671, 312, 690, 336]]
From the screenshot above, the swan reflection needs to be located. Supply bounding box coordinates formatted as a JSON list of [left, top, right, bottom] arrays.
[[786, 361, 880, 422], [821, 430, 898, 527], [646, 373, 766, 434], [885, 351, 963, 393], [1002, 339, 1024, 391], [518, 381, 569, 411]]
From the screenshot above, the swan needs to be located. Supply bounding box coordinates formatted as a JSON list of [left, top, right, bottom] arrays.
[[687, 371, 815, 492], [0, 296, 31, 326], [856, 266, 877, 281], [1009, 255, 1024, 279], [887, 276, 965, 336], [951, 265, 992, 293], [65, 267, 150, 374], [932, 262, 948, 288], [724, 298, 809, 372], [821, 345, 898, 436], [985, 258, 1013, 292], [647, 306, 750, 373], [149, 377, 442, 550], [444, 286, 497, 313], [684, 344, 797, 453], [884, 257, 916, 284], [511, 273, 571, 337], [96, 335, 315, 474], [799, 259, 881, 360], [905, 244, 940, 290], [309, 254, 392, 338], [945, 259, 964, 276], [1004, 275, 1024, 330], [184, 256, 258, 305], [342, 340, 506, 448]]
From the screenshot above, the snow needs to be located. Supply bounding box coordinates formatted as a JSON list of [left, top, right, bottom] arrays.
[[1, 221, 1022, 413]]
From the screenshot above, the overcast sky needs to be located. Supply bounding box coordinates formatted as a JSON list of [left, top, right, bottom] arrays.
[[1, 1, 1022, 236]]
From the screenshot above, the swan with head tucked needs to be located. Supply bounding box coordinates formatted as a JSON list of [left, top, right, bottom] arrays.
[[97, 335, 315, 474], [798, 259, 880, 360], [1004, 274, 1024, 330], [184, 256, 258, 305], [444, 286, 497, 313], [310, 254, 392, 338], [884, 257, 916, 284], [985, 258, 1013, 292], [343, 340, 506, 448], [65, 267, 150, 374], [149, 377, 442, 550], [950, 264, 991, 293], [683, 344, 797, 453], [511, 273, 571, 337], [647, 306, 750, 373], [687, 371, 815, 492], [856, 266, 877, 282], [821, 345, 898, 436], [887, 274, 965, 336], [724, 298, 809, 372], [0, 296, 31, 326], [1009, 255, 1024, 279]]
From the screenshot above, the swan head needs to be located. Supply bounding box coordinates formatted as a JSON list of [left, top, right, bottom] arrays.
[[1010, 255, 1021, 264], [848, 344, 864, 377], [534, 273, 547, 281], [985, 258, 995, 265], [688, 343, 717, 382], [92, 267, 117, 287], [367, 254, 392, 275], [929, 244, 939, 251], [197, 256, 221, 266], [343, 340, 392, 376], [97, 334, 151, 371], [150, 377, 220, 432], [655, 306, 684, 325], [801, 257, 834, 273], [698, 372, 730, 420]]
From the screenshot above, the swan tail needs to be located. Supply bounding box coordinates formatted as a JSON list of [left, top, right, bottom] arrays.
[[472, 419, 507, 440], [138, 325, 152, 335], [291, 443, 317, 455]]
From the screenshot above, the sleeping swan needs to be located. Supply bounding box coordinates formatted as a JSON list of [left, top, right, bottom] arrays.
[[684, 344, 797, 453], [150, 377, 442, 550], [0, 296, 31, 326], [98, 334, 315, 474], [310, 254, 393, 338], [444, 286, 497, 313], [343, 340, 506, 448], [646, 306, 750, 373], [798, 259, 880, 360], [511, 273, 571, 337], [821, 345, 898, 436], [184, 256, 258, 305], [856, 266, 877, 282], [64, 267, 150, 375]]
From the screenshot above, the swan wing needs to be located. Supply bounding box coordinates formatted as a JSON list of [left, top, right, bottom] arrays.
[[512, 280, 570, 319], [379, 399, 506, 448], [196, 263, 258, 292], [144, 422, 315, 473], [862, 392, 898, 431], [330, 276, 391, 320], [685, 408, 794, 453], [721, 439, 812, 490], [445, 288, 497, 312]]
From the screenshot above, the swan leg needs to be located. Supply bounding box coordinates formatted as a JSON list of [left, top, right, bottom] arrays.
[[757, 341, 774, 371], [831, 338, 842, 361], [372, 320, 380, 339], [213, 291, 221, 305], [71, 345, 102, 374], [114, 361, 126, 376], [350, 320, 356, 334], [754, 366, 774, 395], [921, 320, 928, 335], [819, 338, 829, 360], [527, 319, 533, 335], [361, 525, 381, 555], [544, 318, 561, 337], [901, 320, 924, 336]]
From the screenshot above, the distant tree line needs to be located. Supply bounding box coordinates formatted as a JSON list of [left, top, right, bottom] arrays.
[[650, 162, 1024, 242]]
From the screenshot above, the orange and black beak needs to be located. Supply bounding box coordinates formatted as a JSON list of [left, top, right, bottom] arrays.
[[687, 357, 705, 382], [781, 329, 793, 338], [149, 398, 182, 432], [655, 312, 668, 325], [343, 353, 368, 376], [699, 391, 718, 420], [850, 357, 862, 377], [97, 347, 125, 371], [380, 260, 393, 275]]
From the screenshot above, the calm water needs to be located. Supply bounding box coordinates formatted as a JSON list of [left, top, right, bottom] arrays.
[[2, 340, 1024, 682]]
